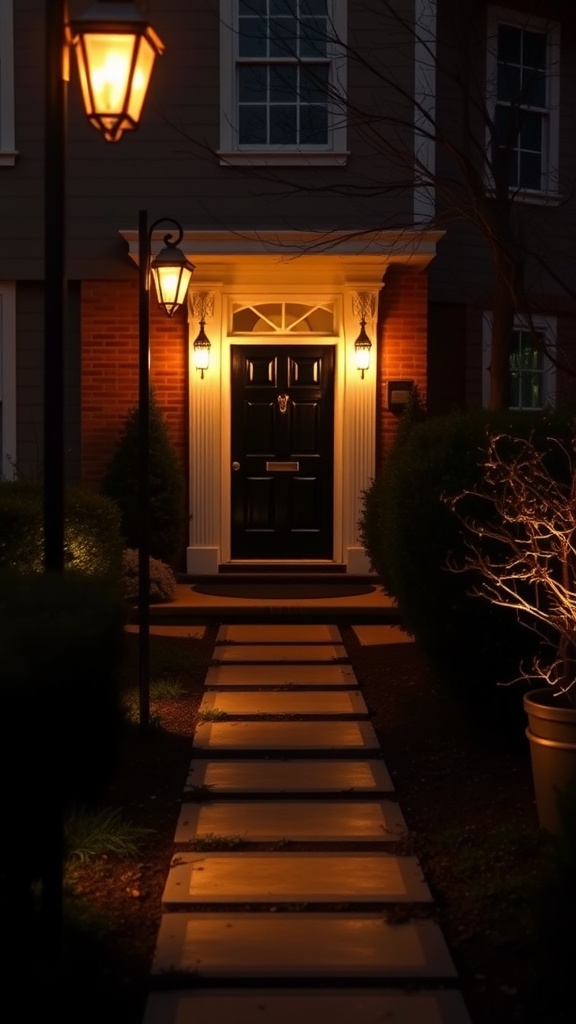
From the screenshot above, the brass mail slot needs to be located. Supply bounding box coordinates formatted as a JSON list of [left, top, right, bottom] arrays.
[[266, 461, 299, 472]]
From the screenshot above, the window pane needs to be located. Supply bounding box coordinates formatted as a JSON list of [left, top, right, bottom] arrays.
[[498, 25, 521, 64], [239, 16, 267, 57], [300, 16, 327, 57], [519, 150, 541, 189], [270, 65, 297, 102], [300, 104, 328, 143], [270, 16, 297, 56], [301, 0, 328, 13], [300, 64, 329, 103], [497, 63, 520, 103], [509, 373, 520, 407], [270, 104, 297, 143], [522, 69, 546, 107], [523, 30, 546, 71], [271, 0, 297, 13], [519, 111, 542, 150], [239, 105, 267, 144], [239, 65, 267, 101], [240, 0, 267, 14]]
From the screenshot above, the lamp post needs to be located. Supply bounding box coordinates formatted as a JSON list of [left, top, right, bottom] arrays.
[[137, 212, 194, 729], [44, 0, 164, 570], [42, 0, 164, 943]]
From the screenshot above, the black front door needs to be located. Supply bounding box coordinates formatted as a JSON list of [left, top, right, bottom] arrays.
[[231, 344, 335, 559]]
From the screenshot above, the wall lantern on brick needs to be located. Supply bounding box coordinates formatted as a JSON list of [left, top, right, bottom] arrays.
[[352, 292, 375, 378], [70, 0, 165, 143]]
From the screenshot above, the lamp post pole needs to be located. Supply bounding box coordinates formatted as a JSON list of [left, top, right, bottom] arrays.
[[44, 0, 67, 572], [136, 213, 195, 729], [138, 209, 151, 730]]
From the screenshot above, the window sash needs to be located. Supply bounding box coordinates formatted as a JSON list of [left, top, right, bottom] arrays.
[[236, 0, 334, 150], [508, 329, 545, 409], [486, 8, 560, 197]]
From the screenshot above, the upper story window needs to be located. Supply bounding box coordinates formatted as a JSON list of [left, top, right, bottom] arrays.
[[219, 0, 348, 166], [486, 8, 559, 198], [0, 0, 16, 166], [483, 312, 556, 410]]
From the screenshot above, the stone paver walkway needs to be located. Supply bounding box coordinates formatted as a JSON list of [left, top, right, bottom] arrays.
[[142, 623, 474, 1024]]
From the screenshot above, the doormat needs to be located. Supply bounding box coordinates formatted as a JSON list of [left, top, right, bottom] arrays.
[[191, 583, 376, 599]]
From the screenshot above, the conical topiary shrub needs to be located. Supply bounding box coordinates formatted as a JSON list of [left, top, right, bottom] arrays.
[[101, 390, 187, 564]]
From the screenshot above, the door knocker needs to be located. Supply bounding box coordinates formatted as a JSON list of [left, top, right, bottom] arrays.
[[277, 393, 289, 414]]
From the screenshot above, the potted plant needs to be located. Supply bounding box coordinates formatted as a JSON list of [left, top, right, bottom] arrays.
[[446, 429, 576, 835]]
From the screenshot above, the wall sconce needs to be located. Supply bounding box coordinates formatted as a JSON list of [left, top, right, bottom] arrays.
[[191, 292, 214, 378], [352, 292, 376, 378], [70, 1, 165, 143], [354, 319, 372, 378]]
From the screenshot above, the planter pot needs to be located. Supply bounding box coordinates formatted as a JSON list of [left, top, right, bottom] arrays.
[[523, 688, 576, 835]]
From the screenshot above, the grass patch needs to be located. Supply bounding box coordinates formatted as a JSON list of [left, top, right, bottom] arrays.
[[197, 707, 227, 722], [188, 832, 246, 849], [64, 805, 153, 865]]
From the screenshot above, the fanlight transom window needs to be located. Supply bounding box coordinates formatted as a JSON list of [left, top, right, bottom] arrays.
[[231, 301, 335, 334]]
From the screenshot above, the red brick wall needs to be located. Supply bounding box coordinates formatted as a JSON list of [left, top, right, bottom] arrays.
[[376, 266, 428, 466], [81, 279, 189, 490]]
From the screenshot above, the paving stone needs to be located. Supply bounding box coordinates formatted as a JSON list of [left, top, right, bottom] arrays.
[[143, 988, 474, 1024], [212, 643, 347, 662], [352, 625, 414, 646], [151, 913, 454, 978], [185, 758, 394, 794], [217, 624, 342, 643], [205, 663, 358, 688], [192, 719, 380, 753], [198, 689, 369, 717], [162, 852, 430, 904], [175, 798, 407, 844]]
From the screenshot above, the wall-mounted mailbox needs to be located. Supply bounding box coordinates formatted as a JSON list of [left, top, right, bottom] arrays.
[[387, 380, 414, 414]]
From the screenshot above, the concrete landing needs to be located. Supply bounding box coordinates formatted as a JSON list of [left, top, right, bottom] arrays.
[[143, 988, 473, 1024], [192, 719, 380, 753], [175, 798, 407, 844], [198, 689, 369, 717], [151, 913, 454, 978], [212, 643, 347, 662], [205, 663, 358, 687], [184, 758, 394, 794], [162, 852, 428, 904]]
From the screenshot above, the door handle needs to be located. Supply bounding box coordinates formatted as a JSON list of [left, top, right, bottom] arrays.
[[232, 461, 240, 471]]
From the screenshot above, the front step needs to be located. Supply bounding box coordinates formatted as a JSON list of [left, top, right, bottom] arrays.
[[180, 572, 372, 585], [216, 562, 348, 575]]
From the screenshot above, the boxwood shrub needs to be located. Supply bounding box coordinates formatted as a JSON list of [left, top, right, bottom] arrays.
[[359, 407, 576, 728], [0, 480, 124, 578]]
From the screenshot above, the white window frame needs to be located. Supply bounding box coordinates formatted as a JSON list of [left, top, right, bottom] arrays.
[[482, 311, 556, 410], [485, 6, 560, 202], [0, 283, 17, 479], [0, 0, 16, 166], [218, 0, 348, 166]]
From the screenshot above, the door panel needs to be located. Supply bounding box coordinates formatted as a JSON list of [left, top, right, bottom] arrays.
[[231, 345, 335, 559]]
